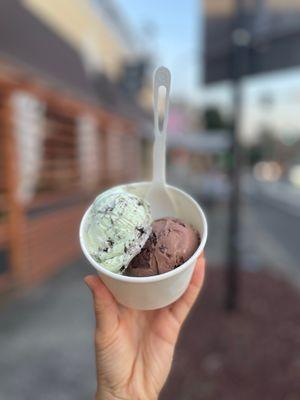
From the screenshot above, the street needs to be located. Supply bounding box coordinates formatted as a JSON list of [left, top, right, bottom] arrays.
[[168, 169, 300, 285], [248, 192, 300, 269], [186, 174, 300, 287], [244, 177, 300, 281]]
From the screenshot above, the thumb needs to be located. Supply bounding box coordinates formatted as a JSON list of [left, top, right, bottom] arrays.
[[84, 275, 119, 335]]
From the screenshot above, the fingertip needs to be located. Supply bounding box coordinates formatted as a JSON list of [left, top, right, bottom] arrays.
[[85, 275, 117, 306], [84, 276, 119, 333], [192, 257, 206, 286], [84, 275, 105, 297], [196, 254, 206, 269], [84, 275, 97, 290], [84, 275, 93, 286]]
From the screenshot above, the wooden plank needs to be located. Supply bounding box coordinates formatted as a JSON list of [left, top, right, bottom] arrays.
[[0, 222, 8, 247], [2, 94, 28, 283]]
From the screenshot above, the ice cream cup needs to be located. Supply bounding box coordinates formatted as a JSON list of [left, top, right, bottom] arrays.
[[79, 182, 207, 310]]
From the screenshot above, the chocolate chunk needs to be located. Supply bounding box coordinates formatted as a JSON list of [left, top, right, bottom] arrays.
[[136, 227, 145, 236]]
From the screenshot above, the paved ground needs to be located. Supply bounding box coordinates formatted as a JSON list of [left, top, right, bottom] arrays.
[[0, 260, 96, 400], [1, 258, 300, 400], [204, 197, 300, 286]]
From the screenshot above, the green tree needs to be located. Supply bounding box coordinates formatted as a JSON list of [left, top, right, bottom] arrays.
[[203, 107, 225, 130]]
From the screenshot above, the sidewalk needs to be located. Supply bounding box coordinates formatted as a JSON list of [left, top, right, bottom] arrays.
[[0, 259, 299, 400], [0, 260, 96, 400], [248, 177, 300, 218]]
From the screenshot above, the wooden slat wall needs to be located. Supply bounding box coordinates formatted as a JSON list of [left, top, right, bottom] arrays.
[[0, 92, 8, 233], [0, 62, 141, 292], [0, 85, 14, 289], [26, 203, 88, 284]]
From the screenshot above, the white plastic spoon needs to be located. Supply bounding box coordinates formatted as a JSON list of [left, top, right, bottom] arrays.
[[146, 66, 177, 219]]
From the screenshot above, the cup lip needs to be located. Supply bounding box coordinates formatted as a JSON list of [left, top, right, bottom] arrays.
[[79, 182, 208, 283]]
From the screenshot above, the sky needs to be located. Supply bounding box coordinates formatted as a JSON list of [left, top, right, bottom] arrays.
[[117, 0, 201, 101], [117, 0, 300, 142]]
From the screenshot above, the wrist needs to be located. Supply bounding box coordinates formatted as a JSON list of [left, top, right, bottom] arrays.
[[96, 385, 159, 400], [96, 389, 158, 400], [95, 388, 130, 400]]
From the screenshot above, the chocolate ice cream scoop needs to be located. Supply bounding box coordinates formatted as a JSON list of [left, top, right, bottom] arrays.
[[125, 217, 200, 277]]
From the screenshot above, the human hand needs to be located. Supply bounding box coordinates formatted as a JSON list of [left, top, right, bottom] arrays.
[[85, 256, 206, 400]]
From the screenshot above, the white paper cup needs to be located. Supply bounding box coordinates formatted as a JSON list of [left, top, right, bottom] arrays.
[[79, 182, 207, 310]]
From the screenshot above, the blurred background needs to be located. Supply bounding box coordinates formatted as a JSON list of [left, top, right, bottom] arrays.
[[0, 1, 300, 399]]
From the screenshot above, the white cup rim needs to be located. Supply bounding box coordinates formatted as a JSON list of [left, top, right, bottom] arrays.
[[79, 182, 208, 283]]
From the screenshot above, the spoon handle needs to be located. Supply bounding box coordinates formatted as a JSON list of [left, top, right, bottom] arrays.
[[153, 66, 171, 184]]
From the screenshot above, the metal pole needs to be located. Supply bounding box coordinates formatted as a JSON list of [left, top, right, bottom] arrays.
[[225, 1, 250, 311], [225, 79, 242, 311]]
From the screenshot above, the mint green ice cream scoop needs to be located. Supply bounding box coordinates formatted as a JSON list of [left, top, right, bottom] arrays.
[[84, 191, 152, 273]]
